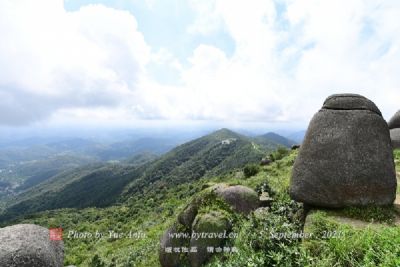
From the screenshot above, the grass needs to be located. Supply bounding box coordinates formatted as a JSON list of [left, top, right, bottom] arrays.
[[303, 210, 400, 267], [340, 205, 397, 224], [5, 148, 400, 266]]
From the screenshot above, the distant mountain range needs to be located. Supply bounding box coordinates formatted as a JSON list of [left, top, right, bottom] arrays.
[[286, 130, 306, 144], [0, 128, 295, 222], [255, 132, 298, 148], [0, 136, 185, 194]]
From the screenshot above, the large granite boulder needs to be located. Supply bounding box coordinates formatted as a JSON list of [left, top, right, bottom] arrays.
[[290, 94, 396, 208], [388, 111, 400, 148], [189, 211, 231, 267], [0, 224, 64, 267]]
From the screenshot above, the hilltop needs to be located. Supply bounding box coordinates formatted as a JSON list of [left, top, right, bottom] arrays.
[[0, 129, 290, 223]]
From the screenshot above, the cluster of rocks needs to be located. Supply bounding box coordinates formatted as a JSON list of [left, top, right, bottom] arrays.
[[290, 94, 397, 208], [160, 183, 266, 267], [0, 224, 64, 267], [388, 110, 400, 149]]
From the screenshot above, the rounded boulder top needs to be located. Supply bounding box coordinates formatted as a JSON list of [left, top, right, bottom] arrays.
[[0, 224, 64, 267], [322, 93, 382, 116], [388, 110, 400, 130]]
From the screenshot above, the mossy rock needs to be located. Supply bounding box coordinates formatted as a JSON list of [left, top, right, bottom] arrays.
[[161, 183, 259, 267], [159, 223, 190, 267], [178, 198, 202, 229], [189, 211, 231, 267]]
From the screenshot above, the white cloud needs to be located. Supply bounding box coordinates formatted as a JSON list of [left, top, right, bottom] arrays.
[[0, 0, 149, 125], [178, 0, 400, 123], [1, 0, 400, 128], [187, 0, 223, 35]]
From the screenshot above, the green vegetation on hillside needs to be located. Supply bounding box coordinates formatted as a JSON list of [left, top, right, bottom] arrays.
[[0, 129, 272, 223], [1, 135, 397, 266]]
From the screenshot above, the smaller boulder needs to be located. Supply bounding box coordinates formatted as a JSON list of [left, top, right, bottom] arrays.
[[388, 111, 400, 148], [215, 185, 260, 214], [0, 224, 64, 267], [388, 110, 400, 130], [189, 211, 231, 267]]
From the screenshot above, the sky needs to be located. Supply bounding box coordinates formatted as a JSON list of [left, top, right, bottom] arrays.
[[0, 0, 400, 133]]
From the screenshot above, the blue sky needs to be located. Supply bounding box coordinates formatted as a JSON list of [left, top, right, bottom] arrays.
[[0, 0, 399, 130], [66, 0, 235, 65]]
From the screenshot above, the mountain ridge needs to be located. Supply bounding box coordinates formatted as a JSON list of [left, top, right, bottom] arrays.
[[0, 128, 287, 222]]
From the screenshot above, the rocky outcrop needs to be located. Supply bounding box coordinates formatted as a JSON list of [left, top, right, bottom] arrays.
[[0, 224, 64, 267], [290, 94, 397, 208], [160, 183, 261, 267]]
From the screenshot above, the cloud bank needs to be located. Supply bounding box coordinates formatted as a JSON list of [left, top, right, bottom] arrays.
[[0, 0, 399, 127]]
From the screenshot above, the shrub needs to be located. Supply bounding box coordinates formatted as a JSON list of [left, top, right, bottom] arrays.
[[89, 254, 106, 267], [243, 164, 260, 178], [269, 147, 289, 162]]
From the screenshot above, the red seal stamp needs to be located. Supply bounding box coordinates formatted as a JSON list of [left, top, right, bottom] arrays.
[[49, 227, 63, 241]]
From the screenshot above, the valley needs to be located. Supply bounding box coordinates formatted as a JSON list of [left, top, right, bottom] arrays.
[[0, 128, 398, 267]]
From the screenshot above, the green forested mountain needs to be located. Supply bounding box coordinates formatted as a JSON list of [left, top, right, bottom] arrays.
[[0, 129, 280, 222], [0, 136, 182, 202], [122, 128, 267, 198], [255, 132, 298, 148], [0, 133, 398, 267], [0, 164, 139, 221]]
